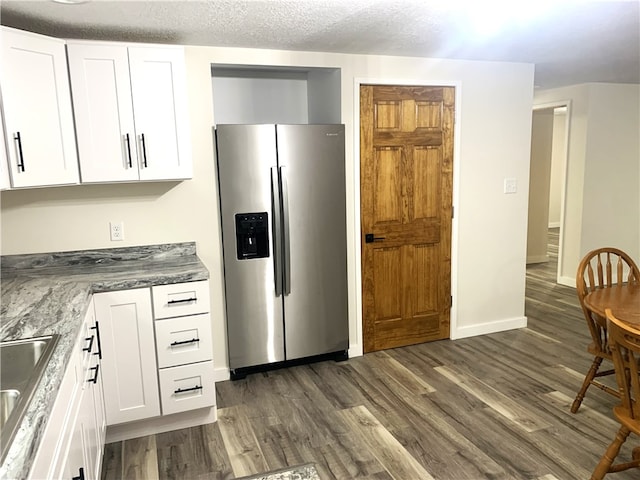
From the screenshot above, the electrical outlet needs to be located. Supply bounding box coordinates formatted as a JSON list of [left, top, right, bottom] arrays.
[[504, 178, 517, 194], [110, 221, 124, 241]]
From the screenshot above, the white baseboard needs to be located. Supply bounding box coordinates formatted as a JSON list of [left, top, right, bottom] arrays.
[[105, 406, 217, 443], [213, 366, 230, 382], [526, 255, 548, 264], [349, 344, 363, 358], [558, 275, 575, 288], [451, 316, 527, 340]]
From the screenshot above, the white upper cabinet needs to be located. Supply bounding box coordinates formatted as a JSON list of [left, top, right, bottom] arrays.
[[66, 44, 138, 183], [0, 27, 80, 188], [1, 123, 10, 190], [67, 42, 192, 183]]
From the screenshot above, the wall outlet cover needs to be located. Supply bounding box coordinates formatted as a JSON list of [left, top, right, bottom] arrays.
[[110, 221, 124, 241]]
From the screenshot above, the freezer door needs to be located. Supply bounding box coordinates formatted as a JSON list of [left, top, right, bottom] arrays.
[[276, 124, 349, 360], [215, 124, 285, 370]]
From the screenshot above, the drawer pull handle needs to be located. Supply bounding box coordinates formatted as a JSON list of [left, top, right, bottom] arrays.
[[88, 364, 100, 384], [174, 385, 203, 394], [83, 335, 94, 353], [167, 297, 197, 305], [170, 338, 200, 347]]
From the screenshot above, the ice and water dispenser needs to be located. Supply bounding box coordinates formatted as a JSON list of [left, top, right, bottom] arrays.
[[235, 213, 269, 260]]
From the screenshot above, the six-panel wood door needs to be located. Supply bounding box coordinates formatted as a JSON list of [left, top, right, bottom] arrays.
[[360, 85, 454, 353]]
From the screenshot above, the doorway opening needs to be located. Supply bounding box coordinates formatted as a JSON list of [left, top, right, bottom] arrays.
[[527, 102, 570, 285]]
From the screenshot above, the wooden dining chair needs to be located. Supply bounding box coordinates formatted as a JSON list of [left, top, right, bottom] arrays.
[[572, 248, 640, 413], [590, 309, 640, 479]]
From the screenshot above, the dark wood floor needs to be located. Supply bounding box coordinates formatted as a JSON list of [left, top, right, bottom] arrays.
[[101, 230, 638, 479]]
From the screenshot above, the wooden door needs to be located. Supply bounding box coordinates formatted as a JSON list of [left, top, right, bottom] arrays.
[[360, 85, 454, 353]]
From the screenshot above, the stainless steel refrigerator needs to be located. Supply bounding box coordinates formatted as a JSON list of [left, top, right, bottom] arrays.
[[215, 124, 349, 379]]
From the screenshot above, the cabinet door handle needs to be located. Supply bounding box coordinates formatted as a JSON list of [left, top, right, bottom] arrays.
[[124, 133, 133, 168], [174, 385, 203, 395], [13, 132, 25, 172], [83, 335, 94, 353], [88, 364, 100, 384], [91, 322, 103, 360], [167, 297, 197, 305], [140, 133, 148, 168], [72, 467, 85, 480], [170, 338, 200, 347]]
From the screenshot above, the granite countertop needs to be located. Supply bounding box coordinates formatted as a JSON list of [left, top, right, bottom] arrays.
[[0, 242, 209, 480]]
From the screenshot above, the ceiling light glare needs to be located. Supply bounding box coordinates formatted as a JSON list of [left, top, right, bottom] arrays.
[[50, 0, 90, 4], [447, 0, 558, 38]]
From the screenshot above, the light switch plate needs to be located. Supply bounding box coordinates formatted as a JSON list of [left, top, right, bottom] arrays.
[[504, 178, 517, 194]]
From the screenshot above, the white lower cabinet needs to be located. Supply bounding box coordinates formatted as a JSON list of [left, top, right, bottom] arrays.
[[154, 313, 213, 368], [93, 288, 160, 425], [29, 299, 105, 480], [94, 280, 214, 428], [158, 360, 215, 416]]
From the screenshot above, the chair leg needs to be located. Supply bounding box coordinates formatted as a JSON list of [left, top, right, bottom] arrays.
[[572, 356, 603, 413], [590, 426, 630, 480]]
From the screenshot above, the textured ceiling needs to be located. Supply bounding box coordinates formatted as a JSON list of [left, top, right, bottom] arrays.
[[1, 0, 639, 89]]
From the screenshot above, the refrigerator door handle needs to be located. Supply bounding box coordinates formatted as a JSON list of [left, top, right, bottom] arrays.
[[280, 166, 292, 295], [271, 166, 283, 296]]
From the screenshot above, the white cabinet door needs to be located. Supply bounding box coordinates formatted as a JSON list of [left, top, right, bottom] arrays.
[[128, 46, 192, 181], [93, 288, 161, 425], [67, 42, 192, 184], [0, 27, 79, 188], [67, 43, 139, 183], [82, 300, 106, 480], [60, 398, 86, 480], [0, 123, 10, 190]]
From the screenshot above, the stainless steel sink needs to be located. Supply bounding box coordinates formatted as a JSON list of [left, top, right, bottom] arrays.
[[0, 390, 21, 426], [0, 335, 59, 463]]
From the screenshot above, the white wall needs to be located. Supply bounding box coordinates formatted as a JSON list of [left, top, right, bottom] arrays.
[[535, 83, 640, 285], [211, 75, 309, 124], [0, 45, 535, 377], [581, 84, 640, 258]]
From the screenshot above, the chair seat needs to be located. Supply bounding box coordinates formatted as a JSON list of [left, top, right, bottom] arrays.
[[613, 405, 640, 436]]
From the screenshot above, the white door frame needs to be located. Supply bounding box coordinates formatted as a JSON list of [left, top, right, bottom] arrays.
[[532, 100, 572, 285]]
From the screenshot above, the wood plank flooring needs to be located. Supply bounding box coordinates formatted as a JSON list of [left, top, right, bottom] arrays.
[[101, 230, 639, 479]]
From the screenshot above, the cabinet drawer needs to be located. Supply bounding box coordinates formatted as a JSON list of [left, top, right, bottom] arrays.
[[155, 313, 213, 368], [158, 361, 215, 416], [152, 281, 210, 319]]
